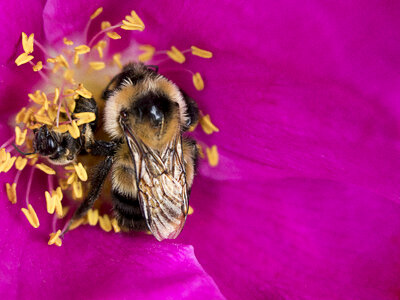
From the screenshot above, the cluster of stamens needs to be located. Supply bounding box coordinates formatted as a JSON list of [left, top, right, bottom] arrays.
[[2, 7, 220, 246]]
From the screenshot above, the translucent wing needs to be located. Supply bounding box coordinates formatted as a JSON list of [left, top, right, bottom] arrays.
[[126, 135, 188, 241]]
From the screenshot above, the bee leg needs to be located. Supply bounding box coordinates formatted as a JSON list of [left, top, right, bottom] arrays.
[[180, 89, 199, 131], [87, 140, 119, 156], [182, 137, 199, 195], [62, 156, 113, 236]]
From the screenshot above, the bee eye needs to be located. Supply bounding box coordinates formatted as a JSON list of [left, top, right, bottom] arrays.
[[120, 111, 129, 119]]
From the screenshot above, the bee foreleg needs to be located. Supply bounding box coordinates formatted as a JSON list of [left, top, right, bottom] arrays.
[[87, 140, 119, 156], [62, 156, 113, 236]]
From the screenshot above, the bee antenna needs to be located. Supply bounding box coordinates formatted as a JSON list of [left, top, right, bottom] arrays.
[[12, 143, 36, 156]]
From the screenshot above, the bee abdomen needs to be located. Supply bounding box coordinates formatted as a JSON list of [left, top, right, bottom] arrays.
[[112, 190, 147, 231]]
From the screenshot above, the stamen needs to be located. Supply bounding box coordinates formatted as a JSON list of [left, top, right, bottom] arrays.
[[15, 126, 27, 146], [15, 157, 28, 170], [15, 53, 34, 66], [192, 72, 204, 91], [22, 33, 34, 54], [190, 46, 213, 58], [75, 112, 96, 126], [166, 46, 186, 64], [32, 61, 43, 72], [34, 40, 51, 57], [94, 40, 107, 58], [90, 7, 103, 20], [63, 37, 74, 46], [21, 204, 40, 228], [138, 45, 155, 62], [0, 148, 7, 162], [111, 218, 121, 232], [84, 7, 103, 43], [0, 155, 16, 173], [89, 61, 106, 70], [121, 11, 145, 31], [68, 120, 80, 139], [88, 23, 123, 47], [206, 145, 219, 167], [74, 44, 91, 55], [6, 183, 17, 204], [35, 163, 56, 175], [87, 209, 99, 225], [199, 114, 219, 134], [53, 87, 60, 105], [48, 230, 62, 245], [107, 32, 121, 40], [45, 191, 56, 214], [55, 196, 63, 217], [98, 214, 112, 232], [73, 162, 88, 181], [75, 83, 93, 98]]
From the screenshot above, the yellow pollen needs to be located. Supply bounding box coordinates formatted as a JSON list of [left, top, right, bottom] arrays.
[[22, 32, 34, 54], [188, 205, 194, 215], [98, 215, 112, 232], [72, 180, 83, 199], [15, 107, 26, 124], [89, 61, 106, 70], [15, 157, 28, 170], [46, 57, 57, 64], [0, 148, 7, 162], [45, 191, 56, 214], [56, 186, 63, 201], [55, 196, 63, 217], [64, 165, 75, 171], [59, 178, 68, 190], [6, 183, 17, 204], [34, 114, 53, 125], [48, 230, 62, 245], [59, 206, 70, 219], [90, 7, 103, 20], [95, 40, 107, 58], [75, 112, 96, 126], [138, 45, 155, 62], [63, 37, 74, 45], [74, 45, 91, 55], [1, 156, 16, 173], [0, 152, 10, 171], [32, 61, 43, 72], [42, 92, 49, 110], [35, 163, 56, 175], [166, 46, 186, 64], [64, 69, 75, 83], [111, 218, 121, 232], [15, 126, 27, 146], [57, 54, 69, 68], [199, 114, 219, 134], [107, 32, 121, 40], [75, 83, 93, 98], [21, 204, 40, 228], [191, 46, 213, 58], [66, 172, 77, 185], [53, 124, 69, 134], [73, 53, 79, 65], [68, 120, 80, 139], [74, 162, 88, 181], [53, 87, 60, 104], [113, 53, 122, 69], [101, 21, 111, 30], [121, 11, 145, 31], [15, 52, 34, 66], [192, 72, 204, 91], [87, 209, 99, 225], [206, 145, 219, 167]]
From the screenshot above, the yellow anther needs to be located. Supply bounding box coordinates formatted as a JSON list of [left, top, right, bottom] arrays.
[[64, 165, 75, 171], [53, 124, 69, 134], [192, 72, 204, 91], [34, 114, 53, 125], [15, 52, 34, 66], [69, 218, 85, 230], [28, 156, 38, 166], [59, 178, 69, 190], [166, 46, 186, 64], [101, 21, 111, 30], [46, 57, 58, 64], [188, 205, 194, 215], [35, 163, 56, 175], [73, 53, 79, 65], [74, 45, 91, 55], [95, 40, 107, 58], [75, 112, 96, 126], [120, 10, 145, 31], [74, 162, 88, 181], [56, 187, 63, 201], [63, 37, 74, 45], [57, 54, 69, 68], [2, 156, 16, 173], [55, 196, 63, 217], [15, 126, 27, 146], [54, 238, 62, 247], [15, 107, 26, 123], [15, 156, 28, 170], [138, 45, 155, 62], [32, 61, 43, 72], [53, 87, 60, 105], [28, 90, 43, 104], [206, 145, 219, 167], [75, 83, 93, 98], [90, 7, 103, 20], [72, 180, 83, 199], [45, 191, 56, 214], [6, 183, 17, 204], [48, 230, 62, 245], [42, 92, 49, 110], [199, 114, 219, 134], [22, 32, 34, 54], [66, 172, 77, 185], [64, 69, 75, 84], [87, 209, 99, 226], [107, 32, 121, 40], [113, 53, 122, 69], [0, 148, 7, 162], [21, 204, 40, 228], [89, 61, 106, 70], [0, 152, 11, 172], [59, 206, 69, 219], [68, 120, 80, 139], [191, 46, 213, 58], [111, 218, 121, 232], [98, 215, 112, 232]]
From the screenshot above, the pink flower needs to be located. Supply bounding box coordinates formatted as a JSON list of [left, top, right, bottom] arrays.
[[1, 1, 400, 299]]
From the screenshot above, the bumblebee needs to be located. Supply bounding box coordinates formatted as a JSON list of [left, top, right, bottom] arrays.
[[65, 63, 199, 240]]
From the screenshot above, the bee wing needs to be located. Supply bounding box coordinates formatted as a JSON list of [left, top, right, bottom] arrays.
[[126, 135, 188, 241]]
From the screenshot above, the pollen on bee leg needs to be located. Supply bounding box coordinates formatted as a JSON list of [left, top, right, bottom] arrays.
[[48, 230, 62, 245], [87, 209, 99, 226], [206, 145, 219, 167], [199, 114, 219, 134], [98, 215, 112, 232], [21, 204, 40, 228], [6, 183, 17, 204]]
